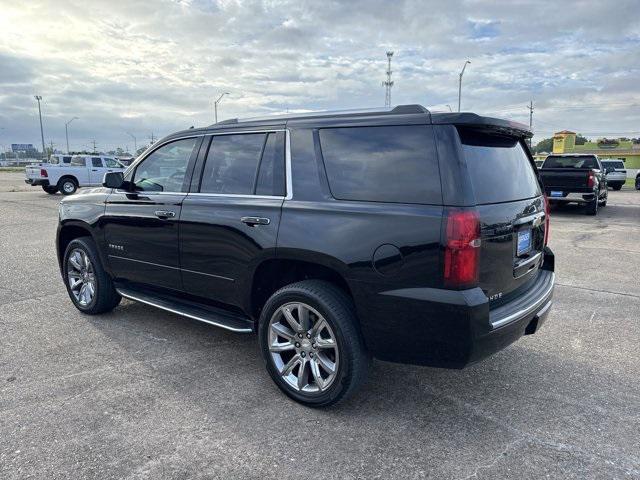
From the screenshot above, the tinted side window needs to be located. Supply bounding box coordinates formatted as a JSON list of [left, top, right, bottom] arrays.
[[70, 156, 86, 166], [255, 132, 285, 196], [92, 157, 103, 167], [200, 133, 266, 194], [319, 125, 441, 204], [133, 137, 197, 192]]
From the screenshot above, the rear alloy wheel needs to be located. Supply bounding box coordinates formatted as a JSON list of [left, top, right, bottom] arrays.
[[42, 185, 58, 194], [259, 280, 369, 407], [58, 178, 77, 195]]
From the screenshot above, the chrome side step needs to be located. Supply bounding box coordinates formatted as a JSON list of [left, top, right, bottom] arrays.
[[116, 286, 254, 333]]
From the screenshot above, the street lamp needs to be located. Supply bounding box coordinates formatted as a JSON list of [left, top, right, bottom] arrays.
[[65, 117, 79, 153], [457, 60, 471, 112], [214, 92, 230, 123], [126, 132, 137, 153], [34, 95, 46, 159]]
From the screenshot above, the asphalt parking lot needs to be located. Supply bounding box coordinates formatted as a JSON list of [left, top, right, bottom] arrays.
[[1, 172, 639, 479]]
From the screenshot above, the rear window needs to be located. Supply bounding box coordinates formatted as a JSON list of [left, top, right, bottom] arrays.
[[602, 160, 625, 169], [319, 125, 441, 204], [543, 155, 598, 169], [460, 129, 540, 204]]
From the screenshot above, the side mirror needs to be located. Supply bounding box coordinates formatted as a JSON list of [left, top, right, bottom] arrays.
[[103, 171, 125, 189]]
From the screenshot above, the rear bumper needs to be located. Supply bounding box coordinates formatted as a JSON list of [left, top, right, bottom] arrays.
[[354, 248, 555, 368], [25, 178, 49, 186], [545, 190, 596, 203]]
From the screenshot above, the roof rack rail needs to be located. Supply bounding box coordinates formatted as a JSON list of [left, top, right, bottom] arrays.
[[208, 104, 429, 127]]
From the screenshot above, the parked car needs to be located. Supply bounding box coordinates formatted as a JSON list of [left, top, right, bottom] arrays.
[[601, 159, 627, 190], [539, 154, 607, 215], [56, 105, 554, 406], [25, 155, 125, 195]]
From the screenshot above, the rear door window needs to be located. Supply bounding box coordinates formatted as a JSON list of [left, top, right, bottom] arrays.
[[255, 132, 286, 196], [91, 157, 103, 167], [200, 133, 266, 195], [319, 125, 441, 204], [70, 156, 86, 166], [460, 129, 540, 204]]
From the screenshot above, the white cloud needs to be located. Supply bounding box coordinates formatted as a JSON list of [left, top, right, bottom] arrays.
[[0, 0, 639, 152]]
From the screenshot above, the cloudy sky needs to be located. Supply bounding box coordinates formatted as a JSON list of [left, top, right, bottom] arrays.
[[1, 0, 639, 153]]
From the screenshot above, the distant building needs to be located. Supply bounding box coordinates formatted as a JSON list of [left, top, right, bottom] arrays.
[[551, 131, 640, 169]]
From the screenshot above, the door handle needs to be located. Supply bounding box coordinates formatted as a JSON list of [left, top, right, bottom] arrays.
[[154, 210, 176, 219], [91, 169, 98, 171], [241, 216, 270, 226]]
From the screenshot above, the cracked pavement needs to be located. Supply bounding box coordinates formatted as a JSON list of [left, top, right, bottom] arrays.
[[1, 172, 639, 479]]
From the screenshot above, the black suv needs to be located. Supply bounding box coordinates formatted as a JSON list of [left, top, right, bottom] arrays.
[[57, 105, 555, 407]]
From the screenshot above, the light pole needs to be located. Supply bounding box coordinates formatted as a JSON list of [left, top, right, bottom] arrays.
[[446, 104, 453, 112], [34, 95, 46, 159], [126, 132, 137, 153], [457, 60, 471, 112], [214, 92, 229, 123], [65, 117, 79, 153]]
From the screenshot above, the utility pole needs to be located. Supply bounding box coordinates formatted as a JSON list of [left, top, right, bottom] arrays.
[[126, 132, 137, 153], [91, 140, 97, 153], [382, 51, 394, 108], [65, 116, 79, 153], [458, 61, 471, 112], [149, 132, 156, 144], [34, 95, 46, 160], [214, 92, 230, 123], [527, 100, 534, 148]]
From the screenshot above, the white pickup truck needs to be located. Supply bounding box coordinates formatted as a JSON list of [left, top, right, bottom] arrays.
[[25, 155, 126, 195]]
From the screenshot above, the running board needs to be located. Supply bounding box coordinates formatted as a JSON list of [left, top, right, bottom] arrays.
[[115, 286, 254, 333]]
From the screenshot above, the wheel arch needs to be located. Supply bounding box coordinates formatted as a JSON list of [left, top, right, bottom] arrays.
[[248, 253, 355, 328], [56, 221, 104, 273]]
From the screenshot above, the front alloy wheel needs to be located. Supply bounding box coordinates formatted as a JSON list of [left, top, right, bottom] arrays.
[[268, 302, 339, 393], [67, 248, 96, 307]]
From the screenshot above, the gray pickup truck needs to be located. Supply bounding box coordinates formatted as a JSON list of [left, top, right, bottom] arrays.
[[539, 154, 608, 215]]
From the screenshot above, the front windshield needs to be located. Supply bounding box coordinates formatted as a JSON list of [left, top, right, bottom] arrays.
[[104, 158, 124, 168]]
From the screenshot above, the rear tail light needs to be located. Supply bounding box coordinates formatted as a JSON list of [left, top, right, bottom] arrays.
[[587, 171, 596, 188], [444, 209, 480, 288], [40, 168, 48, 178], [543, 195, 550, 246]]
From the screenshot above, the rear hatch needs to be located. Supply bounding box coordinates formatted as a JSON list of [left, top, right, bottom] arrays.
[[459, 128, 546, 303]]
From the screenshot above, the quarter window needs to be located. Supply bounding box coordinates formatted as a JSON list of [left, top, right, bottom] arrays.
[[133, 137, 197, 192], [319, 125, 441, 204]]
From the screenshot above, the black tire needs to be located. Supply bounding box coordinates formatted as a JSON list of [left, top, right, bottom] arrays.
[[63, 237, 121, 314], [42, 185, 58, 194], [258, 280, 370, 407], [585, 198, 598, 215], [58, 177, 78, 195], [635, 176, 640, 190], [612, 184, 623, 191]]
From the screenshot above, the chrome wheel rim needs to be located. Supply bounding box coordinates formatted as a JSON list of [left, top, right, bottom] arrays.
[[67, 248, 96, 307], [268, 302, 339, 393], [63, 181, 74, 193]]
